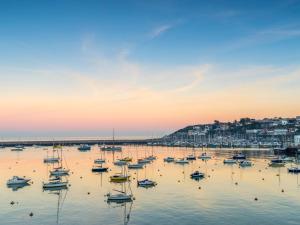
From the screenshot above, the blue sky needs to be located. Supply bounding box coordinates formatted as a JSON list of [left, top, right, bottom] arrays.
[[0, 0, 300, 138]]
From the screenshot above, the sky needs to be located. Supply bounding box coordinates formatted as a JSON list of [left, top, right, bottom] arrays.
[[0, 0, 300, 138]]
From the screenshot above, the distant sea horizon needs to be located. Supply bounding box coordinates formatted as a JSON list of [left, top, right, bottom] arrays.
[[0, 135, 154, 142]]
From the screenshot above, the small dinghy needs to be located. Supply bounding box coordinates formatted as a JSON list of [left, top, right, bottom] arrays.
[[128, 163, 144, 169], [223, 159, 237, 164], [190, 171, 205, 179], [92, 165, 108, 172], [239, 160, 252, 167], [137, 179, 157, 187], [233, 153, 246, 160], [7, 176, 31, 185], [164, 157, 175, 162]]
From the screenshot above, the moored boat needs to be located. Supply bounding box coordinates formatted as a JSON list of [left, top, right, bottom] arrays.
[[190, 171, 205, 179], [94, 158, 106, 164], [114, 160, 128, 166], [239, 160, 252, 167], [288, 167, 300, 173], [128, 163, 144, 169], [198, 152, 211, 159], [92, 165, 108, 172], [186, 155, 196, 160], [223, 159, 237, 164], [164, 157, 175, 162], [233, 153, 246, 160], [110, 174, 130, 182], [137, 179, 157, 187], [78, 144, 91, 151], [269, 159, 285, 167], [174, 158, 189, 164], [7, 176, 31, 185]]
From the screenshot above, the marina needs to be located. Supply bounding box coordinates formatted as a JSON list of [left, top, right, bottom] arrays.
[[1, 145, 300, 224]]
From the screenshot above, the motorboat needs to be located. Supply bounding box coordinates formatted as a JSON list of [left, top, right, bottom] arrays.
[[288, 167, 300, 173], [43, 177, 68, 189], [50, 167, 70, 176], [233, 153, 246, 160], [110, 174, 130, 182], [137, 179, 157, 187], [114, 160, 128, 166], [94, 158, 106, 164], [164, 157, 175, 162], [269, 159, 285, 167], [174, 158, 189, 164], [239, 160, 252, 167], [190, 171, 205, 179], [128, 163, 144, 169], [7, 176, 31, 185], [186, 155, 196, 160], [78, 144, 91, 151], [223, 159, 237, 164], [198, 153, 211, 159], [92, 165, 108, 172]]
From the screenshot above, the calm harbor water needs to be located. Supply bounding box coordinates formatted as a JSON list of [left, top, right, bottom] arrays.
[[1, 146, 300, 225]]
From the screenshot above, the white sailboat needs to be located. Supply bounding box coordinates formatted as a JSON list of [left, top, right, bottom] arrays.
[[101, 129, 122, 152], [44, 145, 60, 163], [49, 145, 69, 177]]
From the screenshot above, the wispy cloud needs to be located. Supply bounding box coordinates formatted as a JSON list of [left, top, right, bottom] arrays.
[[149, 24, 173, 39]]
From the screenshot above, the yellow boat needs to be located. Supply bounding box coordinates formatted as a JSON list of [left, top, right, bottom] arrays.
[[110, 174, 130, 182], [120, 157, 132, 162]]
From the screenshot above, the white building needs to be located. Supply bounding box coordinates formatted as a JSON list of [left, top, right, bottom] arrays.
[[295, 135, 300, 146]]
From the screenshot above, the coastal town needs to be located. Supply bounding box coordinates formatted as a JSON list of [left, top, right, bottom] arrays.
[[160, 116, 300, 149]]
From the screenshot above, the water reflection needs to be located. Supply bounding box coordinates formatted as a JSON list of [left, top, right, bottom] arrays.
[[1, 146, 300, 225]]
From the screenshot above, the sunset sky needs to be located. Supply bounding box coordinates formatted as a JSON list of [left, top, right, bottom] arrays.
[[0, 0, 300, 138]]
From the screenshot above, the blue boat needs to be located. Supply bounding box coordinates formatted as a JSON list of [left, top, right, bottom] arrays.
[[78, 144, 91, 151]]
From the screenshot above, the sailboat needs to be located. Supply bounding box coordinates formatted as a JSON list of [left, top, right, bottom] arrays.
[[107, 179, 133, 203], [43, 176, 68, 189], [49, 145, 70, 176], [44, 145, 60, 163], [94, 149, 106, 164], [101, 129, 122, 152], [110, 166, 130, 183], [145, 136, 157, 161]]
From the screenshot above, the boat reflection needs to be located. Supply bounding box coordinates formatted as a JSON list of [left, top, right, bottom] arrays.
[[47, 188, 68, 225], [7, 183, 30, 191]]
